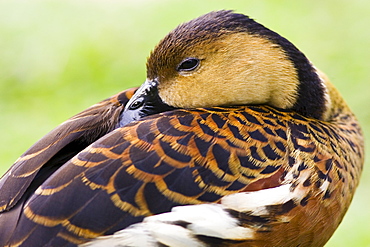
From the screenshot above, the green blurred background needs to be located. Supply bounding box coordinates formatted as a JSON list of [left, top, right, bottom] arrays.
[[0, 0, 369, 246]]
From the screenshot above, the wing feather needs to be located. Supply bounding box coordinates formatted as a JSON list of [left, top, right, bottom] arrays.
[[2, 105, 360, 246], [6, 106, 293, 245]]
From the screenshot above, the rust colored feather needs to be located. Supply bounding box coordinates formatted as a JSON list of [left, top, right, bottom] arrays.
[[1, 103, 363, 246]]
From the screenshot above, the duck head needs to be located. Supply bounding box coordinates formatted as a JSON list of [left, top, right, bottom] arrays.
[[119, 10, 330, 127]]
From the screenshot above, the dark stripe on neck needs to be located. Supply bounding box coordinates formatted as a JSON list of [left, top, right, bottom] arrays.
[[231, 13, 326, 119], [274, 37, 326, 119], [210, 11, 326, 119]]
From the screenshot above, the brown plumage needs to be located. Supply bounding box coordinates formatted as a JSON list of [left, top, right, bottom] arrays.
[[0, 10, 364, 247]]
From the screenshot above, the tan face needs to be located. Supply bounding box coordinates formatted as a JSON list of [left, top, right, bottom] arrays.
[[152, 32, 300, 110]]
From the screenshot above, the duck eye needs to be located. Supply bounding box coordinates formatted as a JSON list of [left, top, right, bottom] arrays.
[[129, 98, 144, 110], [177, 58, 200, 72]]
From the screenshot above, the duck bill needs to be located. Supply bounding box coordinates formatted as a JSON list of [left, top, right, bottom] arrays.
[[125, 79, 160, 110], [118, 79, 175, 127]]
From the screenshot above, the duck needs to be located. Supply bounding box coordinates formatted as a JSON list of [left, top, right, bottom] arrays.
[[0, 10, 364, 247]]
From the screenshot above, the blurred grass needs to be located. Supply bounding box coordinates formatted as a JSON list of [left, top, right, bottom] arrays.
[[0, 0, 369, 246]]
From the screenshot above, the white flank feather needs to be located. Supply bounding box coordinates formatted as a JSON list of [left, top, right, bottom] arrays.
[[81, 184, 308, 247]]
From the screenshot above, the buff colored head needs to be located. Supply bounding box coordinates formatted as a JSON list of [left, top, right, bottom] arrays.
[[124, 10, 330, 123]]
